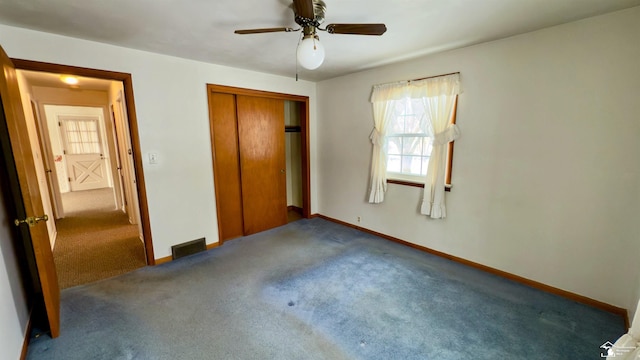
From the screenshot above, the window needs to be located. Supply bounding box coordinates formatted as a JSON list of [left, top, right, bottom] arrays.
[[61, 118, 102, 155], [386, 97, 431, 181], [386, 96, 457, 189], [368, 72, 460, 218]]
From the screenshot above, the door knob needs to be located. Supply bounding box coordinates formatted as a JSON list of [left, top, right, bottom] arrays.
[[14, 214, 49, 227], [280, 169, 285, 174]]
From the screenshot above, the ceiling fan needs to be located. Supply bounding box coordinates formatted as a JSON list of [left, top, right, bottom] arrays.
[[234, 0, 387, 70]]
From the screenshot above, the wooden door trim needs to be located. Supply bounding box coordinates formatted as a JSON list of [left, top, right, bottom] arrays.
[[208, 84, 309, 103], [11, 58, 155, 264], [207, 84, 312, 241], [298, 100, 310, 218]]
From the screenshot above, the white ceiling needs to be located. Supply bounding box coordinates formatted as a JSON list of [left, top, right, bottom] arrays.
[[20, 70, 114, 91], [0, 0, 638, 81]]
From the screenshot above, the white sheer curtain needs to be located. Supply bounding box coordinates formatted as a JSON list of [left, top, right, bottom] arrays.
[[419, 73, 461, 219], [368, 82, 404, 203]]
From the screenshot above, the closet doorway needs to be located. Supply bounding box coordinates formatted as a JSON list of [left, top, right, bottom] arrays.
[[207, 85, 310, 243]]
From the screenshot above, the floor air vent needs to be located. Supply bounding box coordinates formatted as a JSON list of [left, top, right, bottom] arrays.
[[171, 238, 206, 260]]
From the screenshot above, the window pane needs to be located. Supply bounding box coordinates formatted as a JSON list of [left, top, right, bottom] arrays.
[[404, 114, 425, 134], [64, 119, 101, 155], [402, 137, 423, 156], [393, 100, 406, 114], [422, 137, 433, 156], [401, 156, 423, 175], [390, 116, 404, 134], [403, 100, 425, 134], [387, 137, 402, 155], [387, 155, 401, 173], [67, 121, 78, 132], [68, 132, 79, 143], [421, 156, 430, 176]]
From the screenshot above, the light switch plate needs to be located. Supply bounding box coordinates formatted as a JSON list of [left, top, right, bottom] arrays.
[[149, 153, 158, 164]]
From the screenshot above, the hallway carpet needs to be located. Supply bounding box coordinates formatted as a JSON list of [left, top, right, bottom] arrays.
[[30, 218, 624, 359], [54, 188, 146, 289]]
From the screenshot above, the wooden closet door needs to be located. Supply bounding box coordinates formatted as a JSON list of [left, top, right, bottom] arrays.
[[210, 92, 244, 241], [237, 95, 287, 235]]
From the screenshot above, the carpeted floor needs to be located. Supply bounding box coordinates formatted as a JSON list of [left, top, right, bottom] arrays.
[[54, 188, 146, 289], [30, 218, 624, 359]]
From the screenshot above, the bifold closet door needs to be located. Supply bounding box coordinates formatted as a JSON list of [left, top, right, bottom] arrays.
[[237, 95, 287, 235], [210, 92, 244, 241]]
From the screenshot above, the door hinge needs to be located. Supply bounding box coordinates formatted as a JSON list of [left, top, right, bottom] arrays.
[[58, 121, 61, 126], [63, 150, 66, 155], [68, 177, 71, 182]]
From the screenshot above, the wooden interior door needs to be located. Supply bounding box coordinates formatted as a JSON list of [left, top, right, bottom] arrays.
[[0, 45, 60, 337], [237, 95, 287, 235], [210, 92, 244, 241]]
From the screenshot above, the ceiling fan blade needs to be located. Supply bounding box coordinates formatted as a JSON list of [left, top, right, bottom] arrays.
[[326, 23, 387, 36], [293, 0, 315, 19], [234, 27, 296, 34]]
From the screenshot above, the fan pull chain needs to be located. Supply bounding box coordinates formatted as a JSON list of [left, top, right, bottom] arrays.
[[295, 33, 303, 81]]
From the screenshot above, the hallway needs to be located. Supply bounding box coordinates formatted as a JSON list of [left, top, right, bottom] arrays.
[[53, 188, 146, 289]]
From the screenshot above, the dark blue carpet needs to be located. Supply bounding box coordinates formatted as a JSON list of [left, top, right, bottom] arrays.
[[27, 218, 625, 359]]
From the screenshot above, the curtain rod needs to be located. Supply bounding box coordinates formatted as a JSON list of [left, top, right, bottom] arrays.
[[375, 72, 460, 88], [409, 71, 460, 83]]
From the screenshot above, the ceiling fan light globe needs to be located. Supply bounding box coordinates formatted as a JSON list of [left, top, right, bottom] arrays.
[[297, 36, 325, 70]]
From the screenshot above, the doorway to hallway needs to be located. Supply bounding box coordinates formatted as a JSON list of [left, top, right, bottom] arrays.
[[13, 59, 154, 290]]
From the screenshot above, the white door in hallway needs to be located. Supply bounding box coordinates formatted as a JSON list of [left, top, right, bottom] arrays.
[[60, 116, 109, 191]]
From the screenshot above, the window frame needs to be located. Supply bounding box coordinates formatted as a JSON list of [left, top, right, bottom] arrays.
[[386, 95, 458, 192]]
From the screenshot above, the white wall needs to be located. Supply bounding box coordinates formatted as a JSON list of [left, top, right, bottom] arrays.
[[317, 7, 640, 312], [0, 181, 29, 360], [0, 25, 317, 259]]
